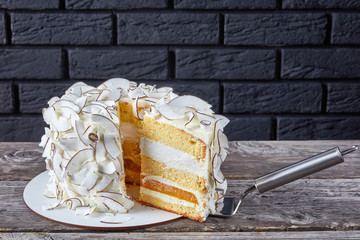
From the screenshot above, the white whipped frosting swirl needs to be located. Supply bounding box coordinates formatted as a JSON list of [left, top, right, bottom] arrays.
[[40, 81, 134, 214]]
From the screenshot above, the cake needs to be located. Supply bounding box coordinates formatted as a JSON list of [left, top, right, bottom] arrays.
[[40, 78, 229, 222]]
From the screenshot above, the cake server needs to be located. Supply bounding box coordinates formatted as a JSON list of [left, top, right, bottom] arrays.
[[213, 145, 358, 217]]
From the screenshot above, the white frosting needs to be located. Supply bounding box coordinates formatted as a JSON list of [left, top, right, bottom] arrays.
[[40, 81, 134, 214], [140, 138, 208, 178], [40, 78, 229, 220]]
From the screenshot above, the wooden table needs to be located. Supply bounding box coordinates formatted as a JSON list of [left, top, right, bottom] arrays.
[[1, 140, 360, 239]]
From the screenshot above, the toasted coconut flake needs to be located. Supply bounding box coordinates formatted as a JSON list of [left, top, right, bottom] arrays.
[[168, 95, 212, 111], [43, 107, 56, 125], [200, 120, 211, 126], [94, 176, 113, 192], [96, 196, 127, 213], [75, 120, 90, 146], [81, 171, 99, 190], [100, 213, 133, 224], [88, 133, 99, 142], [64, 197, 83, 210], [65, 148, 93, 176], [99, 161, 116, 175], [184, 112, 195, 127], [103, 134, 122, 160], [95, 139, 107, 163], [91, 114, 120, 138]]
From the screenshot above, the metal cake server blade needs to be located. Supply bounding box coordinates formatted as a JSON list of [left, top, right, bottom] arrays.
[[213, 145, 358, 217]]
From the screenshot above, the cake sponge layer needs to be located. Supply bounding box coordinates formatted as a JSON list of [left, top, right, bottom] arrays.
[[141, 154, 207, 193], [142, 115, 206, 162]]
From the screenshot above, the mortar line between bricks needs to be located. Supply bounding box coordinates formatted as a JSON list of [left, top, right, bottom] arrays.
[[218, 13, 224, 45], [275, 48, 281, 80], [111, 11, 117, 45], [11, 82, 20, 113], [0, 113, 42, 117], [17, 9, 360, 13], [218, 81, 224, 114], [325, 13, 332, 45], [3, 8, 360, 13], [62, 48, 69, 79], [167, 47, 175, 80], [59, 0, 65, 10], [5, 44, 360, 49], [321, 83, 328, 113], [271, 116, 277, 140], [167, 0, 174, 9], [4, 10, 11, 45], [224, 113, 360, 117]]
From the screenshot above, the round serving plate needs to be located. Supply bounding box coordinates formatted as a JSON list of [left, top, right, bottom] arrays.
[[23, 171, 182, 230]]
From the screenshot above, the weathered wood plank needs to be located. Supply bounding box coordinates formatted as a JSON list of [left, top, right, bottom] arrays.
[[225, 140, 360, 179], [1, 141, 359, 181], [2, 231, 360, 240], [0, 143, 45, 181], [1, 179, 359, 232]]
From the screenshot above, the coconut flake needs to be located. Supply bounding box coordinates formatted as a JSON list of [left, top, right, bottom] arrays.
[[99, 161, 116, 175], [168, 95, 212, 112], [96, 196, 127, 213], [103, 134, 122, 160], [65, 149, 93, 176], [94, 176, 113, 192], [95, 139, 107, 163], [81, 171, 99, 190], [91, 114, 120, 138]]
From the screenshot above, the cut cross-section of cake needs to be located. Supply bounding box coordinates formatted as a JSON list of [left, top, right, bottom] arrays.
[[139, 96, 229, 222]]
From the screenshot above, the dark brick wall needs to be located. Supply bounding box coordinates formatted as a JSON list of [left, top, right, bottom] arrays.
[[0, 0, 359, 141]]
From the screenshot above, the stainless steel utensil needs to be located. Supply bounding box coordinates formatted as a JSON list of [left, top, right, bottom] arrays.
[[213, 145, 359, 217]]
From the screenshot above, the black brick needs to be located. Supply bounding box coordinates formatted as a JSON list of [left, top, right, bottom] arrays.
[[19, 83, 70, 113], [225, 13, 327, 45], [223, 82, 322, 113], [224, 116, 272, 140], [0, 49, 62, 79], [281, 48, 360, 79], [66, 0, 167, 9], [0, 0, 58, 9], [0, 116, 46, 141], [277, 117, 360, 140], [176, 49, 275, 80], [117, 13, 218, 45], [174, 0, 276, 9], [0, 13, 5, 44], [327, 83, 360, 113], [283, 0, 360, 9], [0, 83, 13, 113], [332, 13, 360, 44], [68, 48, 167, 80], [11, 13, 112, 45], [155, 81, 220, 113]]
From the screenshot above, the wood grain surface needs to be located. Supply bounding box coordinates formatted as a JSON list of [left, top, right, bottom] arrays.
[[1, 141, 359, 181], [0, 141, 359, 237]]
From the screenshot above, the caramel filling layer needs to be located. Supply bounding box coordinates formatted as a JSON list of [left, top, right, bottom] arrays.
[[141, 178, 198, 205], [124, 158, 141, 171]]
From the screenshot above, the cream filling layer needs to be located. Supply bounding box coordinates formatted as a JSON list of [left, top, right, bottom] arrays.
[[140, 138, 208, 178], [140, 187, 207, 219]]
